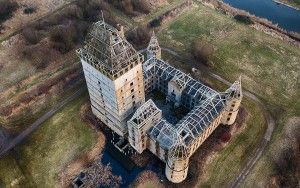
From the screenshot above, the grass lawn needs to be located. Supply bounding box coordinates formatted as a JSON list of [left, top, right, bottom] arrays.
[[199, 98, 265, 187], [0, 91, 97, 187], [157, 1, 300, 186], [158, 2, 300, 115]]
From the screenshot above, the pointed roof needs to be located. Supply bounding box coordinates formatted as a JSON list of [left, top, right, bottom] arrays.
[[168, 135, 190, 160], [147, 31, 160, 51], [223, 76, 243, 99], [77, 20, 140, 73]]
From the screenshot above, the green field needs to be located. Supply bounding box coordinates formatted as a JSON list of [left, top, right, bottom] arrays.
[[158, 3, 300, 115], [157, 2, 300, 187], [0, 91, 97, 187]]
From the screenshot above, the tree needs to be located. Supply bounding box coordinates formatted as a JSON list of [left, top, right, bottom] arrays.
[[0, 0, 18, 24], [191, 39, 214, 66]]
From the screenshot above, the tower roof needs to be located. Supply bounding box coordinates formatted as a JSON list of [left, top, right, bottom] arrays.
[[168, 135, 190, 160], [223, 76, 243, 99], [77, 20, 142, 78], [147, 31, 160, 52]]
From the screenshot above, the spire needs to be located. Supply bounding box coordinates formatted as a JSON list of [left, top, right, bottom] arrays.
[[223, 76, 243, 100], [147, 31, 161, 59]]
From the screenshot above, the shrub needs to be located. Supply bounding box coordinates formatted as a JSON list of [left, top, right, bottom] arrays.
[[106, 0, 151, 16], [50, 25, 75, 54], [234, 14, 254, 25], [22, 26, 43, 44], [220, 132, 231, 143], [126, 25, 151, 47], [149, 18, 161, 28], [191, 39, 214, 65], [23, 7, 36, 14], [0, 105, 13, 117], [0, 0, 18, 25]]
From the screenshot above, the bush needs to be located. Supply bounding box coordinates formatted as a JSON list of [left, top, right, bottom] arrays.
[[234, 14, 254, 25], [191, 39, 214, 65], [149, 18, 161, 28], [23, 7, 37, 14], [126, 25, 151, 47], [106, 0, 151, 16], [21, 0, 114, 55], [0, 0, 18, 25], [22, 26, 43, 44], [220, 132, 231, 143], [0, 105, 13, 117]]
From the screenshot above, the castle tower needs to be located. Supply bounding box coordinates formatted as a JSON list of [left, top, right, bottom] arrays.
[[165, 137, 190, 183], [147, 31, 161, 59], [221, 76, 243, 125], [77, 20, 145, 136]]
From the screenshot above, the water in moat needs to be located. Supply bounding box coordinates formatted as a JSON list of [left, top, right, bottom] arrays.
[[101, 142, 164, 187], [222, 0, 300, 33]]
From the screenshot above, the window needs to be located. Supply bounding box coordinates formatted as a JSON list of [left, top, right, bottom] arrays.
[[130, 82, 133, 86], [227, 118, 230, 121], [232, 104, 235, 107], [133, 101, 136, 106], [132, 95, 135, 99], [131, 89, 134, 93], [229, 113, 232, 116]]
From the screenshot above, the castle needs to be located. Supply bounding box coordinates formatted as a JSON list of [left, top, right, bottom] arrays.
[[77, 20, 242, 183]]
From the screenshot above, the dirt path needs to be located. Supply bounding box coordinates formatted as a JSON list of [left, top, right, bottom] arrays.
[[0, 87, 85, 157], [159, 47, 275, 188]]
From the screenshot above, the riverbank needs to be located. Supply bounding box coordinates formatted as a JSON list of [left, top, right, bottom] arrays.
[[273, 0, 300, 10], [201, 0, 300, 46]]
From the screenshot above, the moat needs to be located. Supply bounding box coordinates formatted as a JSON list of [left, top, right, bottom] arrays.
[[222, 0, 300, 33]]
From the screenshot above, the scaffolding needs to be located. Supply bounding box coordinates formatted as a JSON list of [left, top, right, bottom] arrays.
[[142, 58, 227, 150], [147, 31, 161, 59], [143, 58, 218, 108], [128, 99, 161, 128], [77, 20, 143, 79]]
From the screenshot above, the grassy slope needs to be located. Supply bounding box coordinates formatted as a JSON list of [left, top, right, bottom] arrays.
[[158, 2, 300, 187], [0, 92, 96, 187]]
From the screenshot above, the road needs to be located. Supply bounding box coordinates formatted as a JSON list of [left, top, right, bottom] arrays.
[[0, 87, 85, 157], [160, 47, 275, 188]]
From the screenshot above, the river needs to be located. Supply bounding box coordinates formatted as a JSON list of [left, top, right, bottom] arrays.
[[222, 0, 300, 33]]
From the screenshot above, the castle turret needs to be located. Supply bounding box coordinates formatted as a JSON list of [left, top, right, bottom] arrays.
[[165, 137, 190, 183], [147, 31, 161, 59], [221, 76, 243, 125]]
